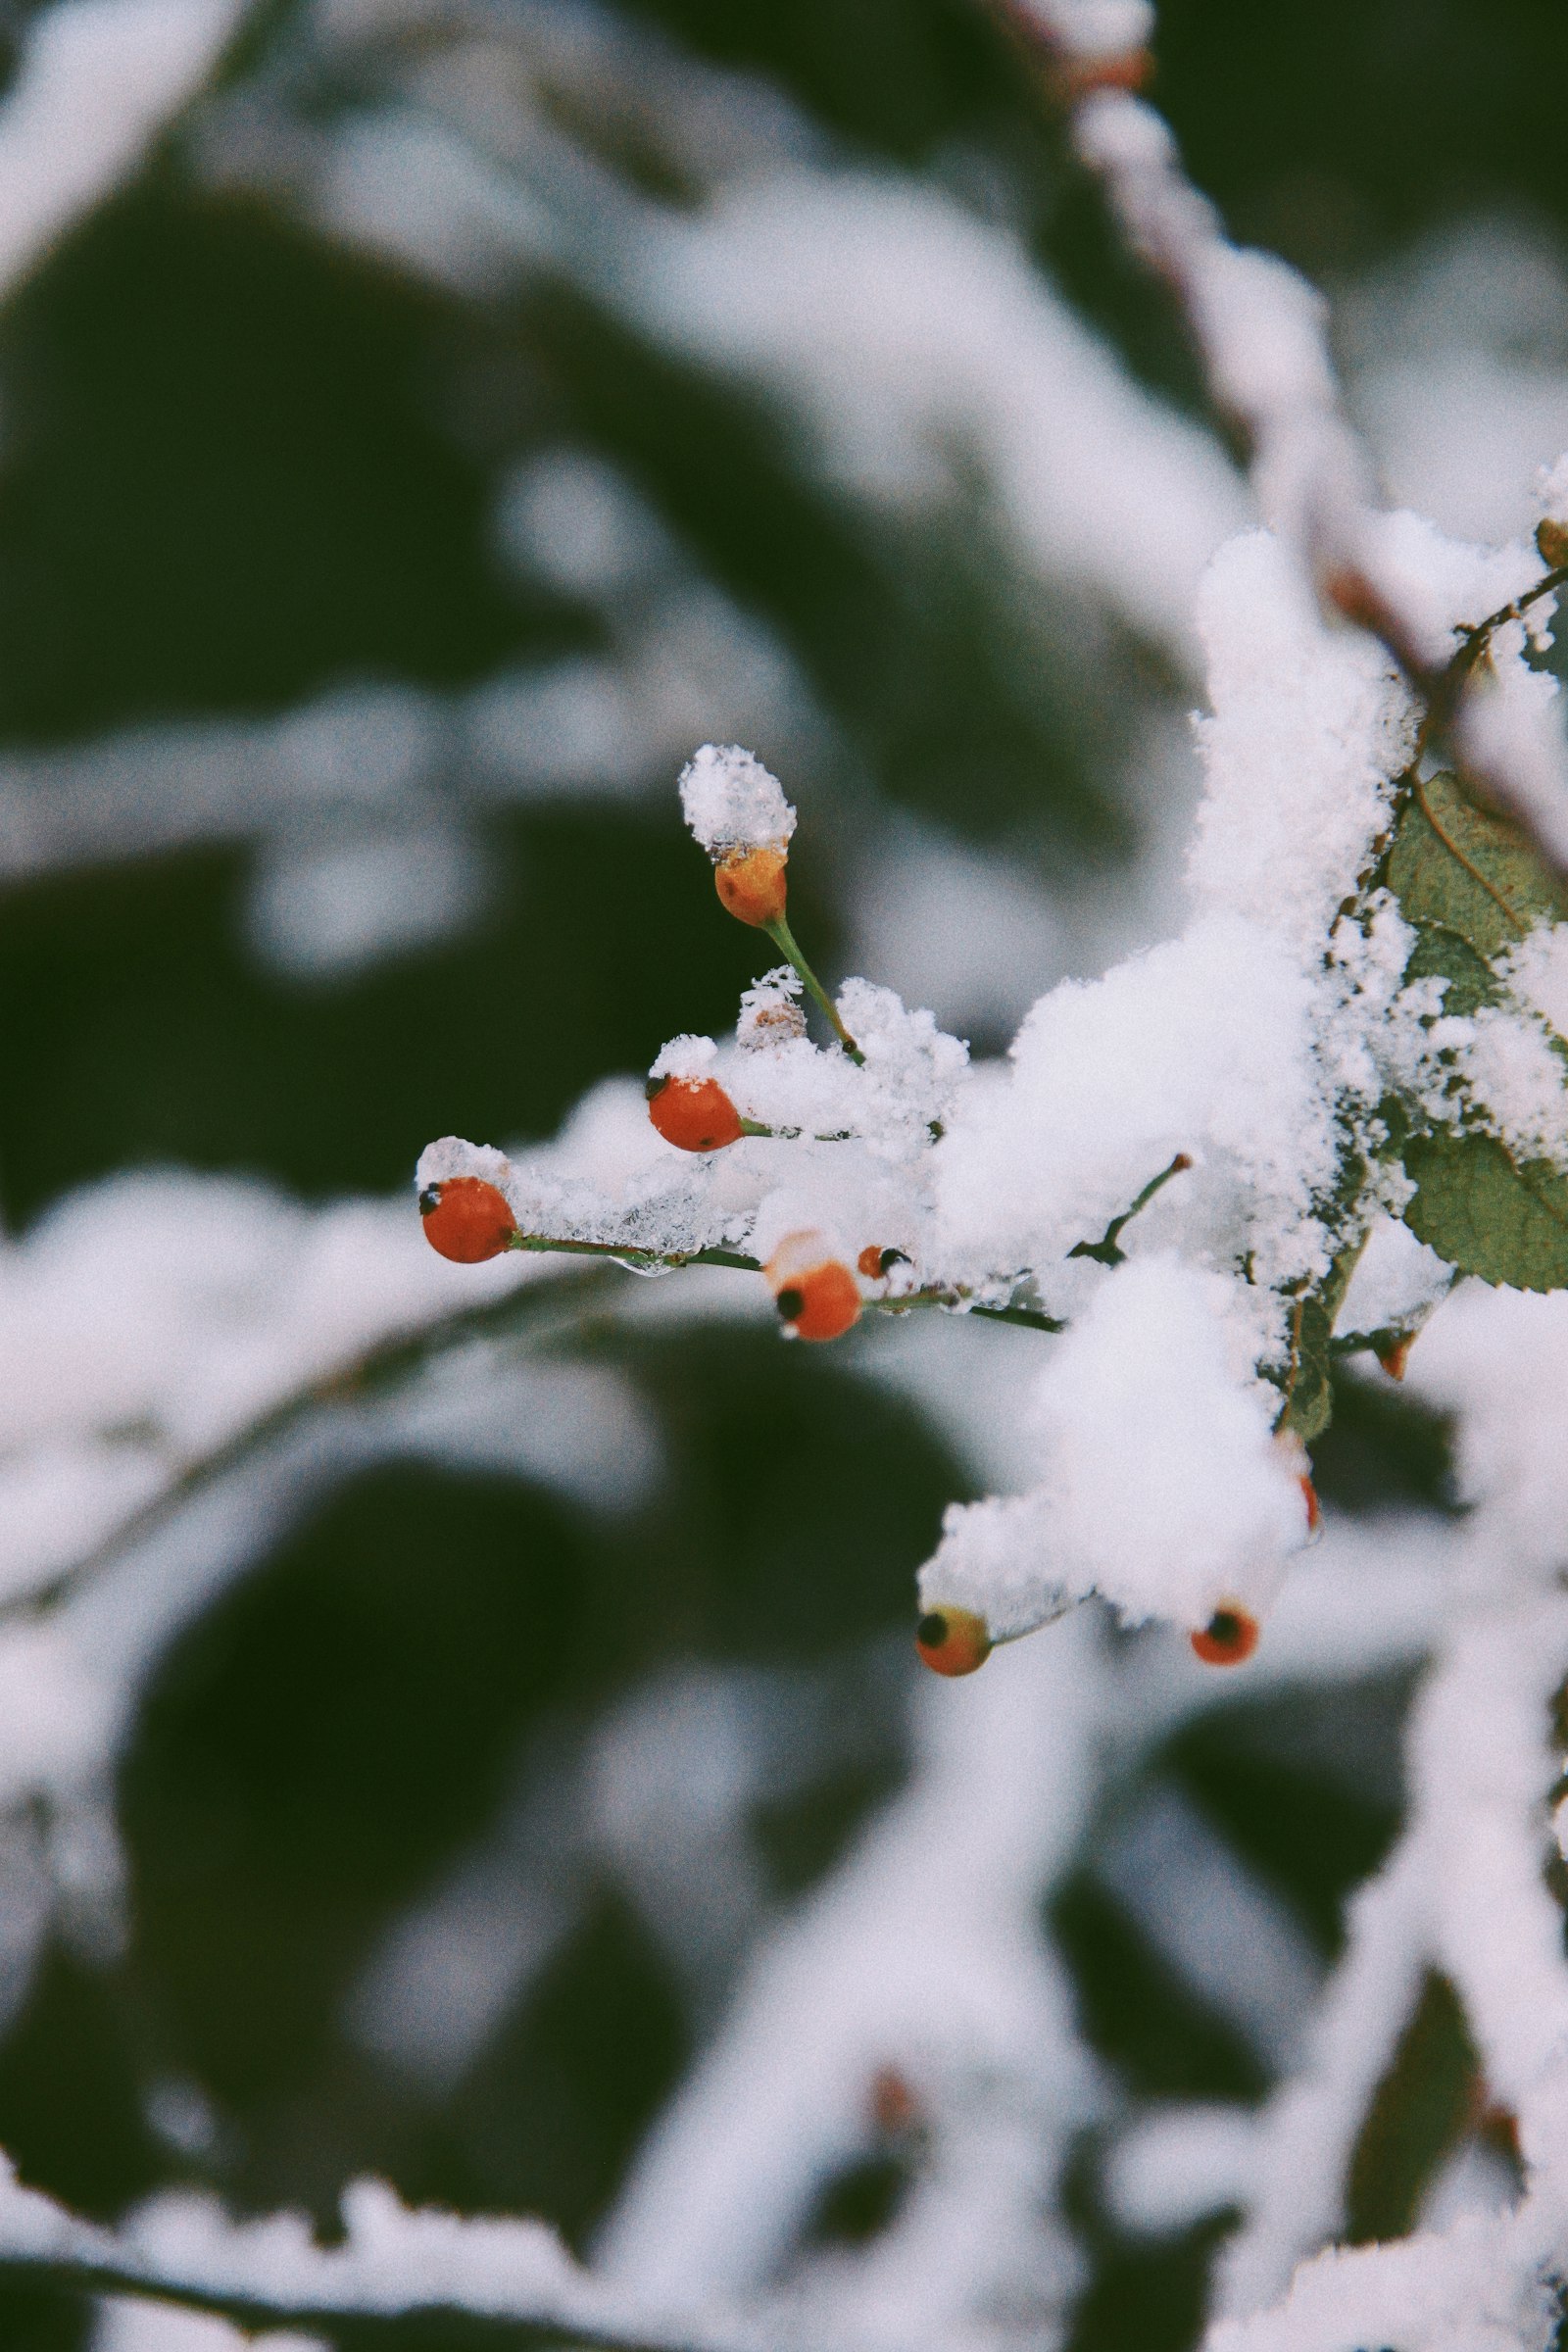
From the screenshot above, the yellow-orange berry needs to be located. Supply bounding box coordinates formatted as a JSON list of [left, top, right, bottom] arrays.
[[715, 845, 788, 927], [418, 1175, 516, 1263], [915, 1605, 992, 1678], [647, 1074, 745, 1152], [1190, 1604, 1259, 1667]]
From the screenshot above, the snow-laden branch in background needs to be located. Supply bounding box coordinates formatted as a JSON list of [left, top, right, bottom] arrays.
[[0, 0, 246, 294], [995, 0, 1568, 871], [0, 2163, 753, 2351]]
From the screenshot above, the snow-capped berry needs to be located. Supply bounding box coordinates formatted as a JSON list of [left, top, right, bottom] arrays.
[[418, 1176, 516, 1263], [915, 1606, 992, 1677], [647, 1073, 745, 1152], [857, 1245, 909, 1280], [1190, 1605, 1259, 1667], [765, 1231, 861, 1342], [715, 846, 788, 928]]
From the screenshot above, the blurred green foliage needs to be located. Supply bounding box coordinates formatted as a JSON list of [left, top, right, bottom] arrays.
[[0, 1, 1545, 2345]]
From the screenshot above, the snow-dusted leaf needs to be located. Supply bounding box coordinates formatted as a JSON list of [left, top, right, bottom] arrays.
[[1401, 1129, 1568, 1292], [1387, 769, 1568, 960]]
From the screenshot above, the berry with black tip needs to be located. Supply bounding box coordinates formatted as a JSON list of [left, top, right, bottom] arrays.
[[1190, 1604, 1259, 1667], [916, 1605, 992, 1677], [419, 1176, 516, 1263], [765, 1232, 861, 1342]]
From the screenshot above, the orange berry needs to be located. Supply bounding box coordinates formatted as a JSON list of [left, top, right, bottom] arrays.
[[774, 1260, 861, 1342], [647, 1074, 745, 1152], [715, 846, 788, 927], [418, 1175, 516, 1263], [770, 1270, 859, 1345], [1299, 1473, 1322, 1537], [765, 1233, 861, 1341], [1376, 1334, 1412, 1382], [1190, 1604, 1259, 1667], [915, 1605, 992, 1678], [869, 2065, 920, 2137], [858, 1245, 885, 1279]]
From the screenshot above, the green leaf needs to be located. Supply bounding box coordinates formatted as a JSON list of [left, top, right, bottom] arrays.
[[1387, 769, 1568, 958], [1347, 1972, 1478, 2244], [1280, 1288, 1337, 1444], [1400, 926, 1497, 1021], [1402, 1128, 1568, 1290]]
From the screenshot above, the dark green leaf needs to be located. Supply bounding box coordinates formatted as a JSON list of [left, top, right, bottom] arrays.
[[1346, 1972, 1478, 2243]]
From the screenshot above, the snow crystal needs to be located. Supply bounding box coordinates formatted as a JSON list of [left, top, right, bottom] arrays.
[[1362, 508, 1544, 668], [415, 1135, 514, 1195], [920, 1260, 1309, 1641], [678, 743, 795, 856], [1497, 922, 1568, 1038], [1189, 532, 1415, 957], [736, 966, 805, 1050], [1452, 1000, 1568, 1162], [936, 914, 1334, 1304], [648, 1033, 720, 1084], [1021, 1257, 1306, 1627], [1453, 613, 1568, 868], [1538, 450, 1568, 528], [1336, 1214, 1451, 1338], [916, 1494, 1077, 1644]]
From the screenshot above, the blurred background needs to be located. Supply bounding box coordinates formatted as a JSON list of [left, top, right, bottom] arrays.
[[0, 0, 1565, 2345]]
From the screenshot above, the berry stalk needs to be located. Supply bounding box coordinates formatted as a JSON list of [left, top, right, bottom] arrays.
[[763, 913, 864, 1063]]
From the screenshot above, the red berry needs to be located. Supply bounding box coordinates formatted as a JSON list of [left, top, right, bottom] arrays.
[[418, 1175, 516, 1263], [1191, 1605, 1259, 1667], [715, 846, 788, 927], [766, 1237, 861, 1342], [647, 1074, 745, 1152], [869, 2065, 920, 2137], [1299, 1473, 1322, 1537], [915, 1605, 992, 1678]]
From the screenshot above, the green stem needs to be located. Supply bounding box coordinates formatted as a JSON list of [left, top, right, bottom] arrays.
[[510, 1235, 1064, 1328], [764, 914, 864, 1063], [878, 1286, 1065, 1333], [0, 2249, 704, 2352], [7, 1262, 619, 1624], [1067, 1152, 1192, 1268], [512, 1235, 762, 1272], [738, 1118, 853, 1142]]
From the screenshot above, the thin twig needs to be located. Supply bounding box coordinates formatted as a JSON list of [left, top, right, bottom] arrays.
[[990, 0, 1568, 872], [1067, 1151, 1192, 1267], [0, 2251, 731, 2352], [5, 1263, 618, 1623]]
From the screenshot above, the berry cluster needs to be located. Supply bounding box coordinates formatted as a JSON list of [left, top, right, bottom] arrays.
[[417, 747, 1325, 1688]]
